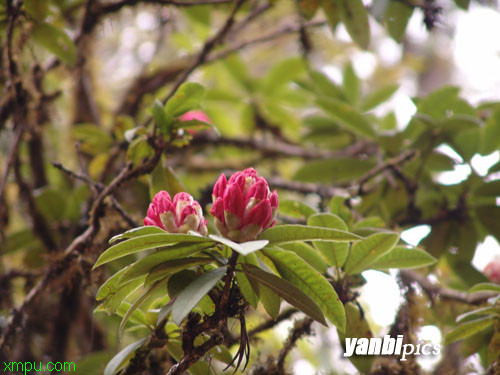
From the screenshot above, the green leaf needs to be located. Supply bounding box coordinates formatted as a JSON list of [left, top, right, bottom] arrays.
[[456, 307, 500, 323], [97, 277, 146, 313], [475, 206, 500, 243], [264, 58, 306, 93], [150, 163, 186, 198], [317, 97, 375, 138], [241, 264, 327, 325], [258, 224, 361, 245], [118, 242, 213, 284], [480, 107, 500, 154], [367, 246, 437, 270], [329, 196, 353, 226], [279, 200, 317, 219], [294, 158, 376, 183], [454, 0, 470, 10], [32, 22, 76, 66], [280, 242, 328, 274], [151, 99, 172, 136], [96, 267, 129, 301], [309, 71, 345, 99], [93, 234, 213, 268], [385, 0, 413, 42], [208, 234, 269, 256], [469, 283, 500, 294], [72, 124, 114, 155], [475, 180, 500, 197], [172, 267, 227, 325], [308, 213, 349, 268], [444, 316, 495, 345], [127, 136, 154, 166], [361, 85, 399, 112], [165, 82, 206, 117], [264, 247, 346, 330], [109, 226, 166, 244], [344, 232, 399, 274], [236, 270, 259, 309], [119, 281, 164, 338], [338, 303, 374, 374], [338, 0, 370, 49], [342, 63, 360, 106], [321, 0, 341, 32], [104, 338, 146, 375], [145, 257, 213, 287], [25, 0, 49, 21], [258, 282, 281, 320], [173, 118, 220, 136]]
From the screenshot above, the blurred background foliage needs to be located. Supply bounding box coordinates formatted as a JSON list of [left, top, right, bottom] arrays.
[[1, 0, 500, 374]]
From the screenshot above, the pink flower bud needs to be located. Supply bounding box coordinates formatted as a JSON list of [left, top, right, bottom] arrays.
[[484, 257, 500, 284], [212, 174, 227, 202], [210, 168, 278, 242], [179, 110, 211, 124], [144, 191, 207, 236]]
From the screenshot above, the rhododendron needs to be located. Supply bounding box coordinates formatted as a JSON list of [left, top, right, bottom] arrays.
[[144, 191, 208, 236], [484, 257, 500, 284], [210, 168, 278, 242]]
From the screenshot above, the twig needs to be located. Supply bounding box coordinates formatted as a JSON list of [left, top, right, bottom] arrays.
[[400, 270, 497, 305], [161, 0, 246, 105], [355, 150, 418, 195], [277, 317, 314, 372], [0, 140, 164, 352]]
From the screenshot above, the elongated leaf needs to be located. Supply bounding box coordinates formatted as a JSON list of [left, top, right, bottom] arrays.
[[279, 200, 317, 219], [342, 63, 360, 106], [157, 301, 174, 325], [469, 283, 500, 294], [456, 307, 500, 323], [104, 338, 146, 375], [151, 99, 172, 136], [96, 267, 129, 301], [209, 234, 269, 256], [241, 264, 327, 325], [317, 97, 375, 138], [33, 22, 76, 66], [475, 206, 500, 244], [172, 267, 227, 325], [145, 257, 213, 286], [361, 85, 399, 112], [280, 242, 328, 274], [109, 226, 166, 244], [258, 282, 281, 320], [480, 107, 500, 155], [367, 246, 437, 270], [165, 82, 206, 117], [118, 243, 212, 285], [385, 0, 413, 42], [308, 213, 349, 269], [236, 271, 259, 309], [444, 316, 495, 345], [98, 276, 147, 313], [338, 0, 370, 49], [294, 158, 376, 183], [264, 247, 345, 330], [344, 232, 399, 274], [321, 0, 340, 31], [150, 164, 186, 199], [338, 303, 374, 374], [119, 281, 165, 338], [25, 0, 49, 21], [94, 234, 213, 268], [259, 224, 361, 245]]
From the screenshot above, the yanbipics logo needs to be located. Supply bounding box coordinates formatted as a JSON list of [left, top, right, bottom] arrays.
[[344, 335, 440, 361]]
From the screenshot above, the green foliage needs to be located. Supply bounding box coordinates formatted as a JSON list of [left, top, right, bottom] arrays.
[[4, 1, 500, 374]]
